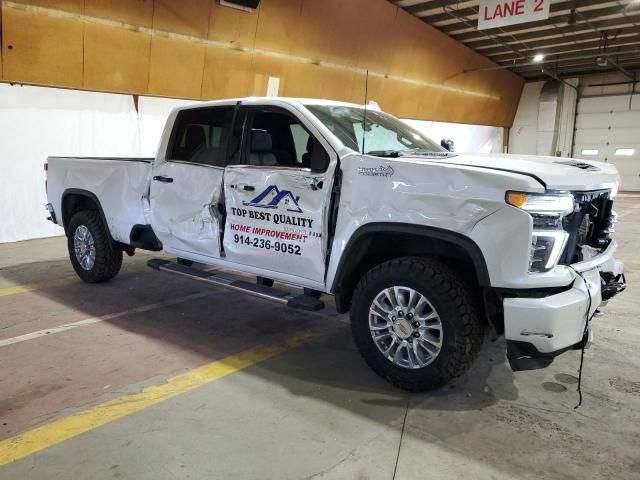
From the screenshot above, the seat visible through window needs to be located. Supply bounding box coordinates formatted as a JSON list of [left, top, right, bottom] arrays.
[[243, 109, 328, 171], [170, 107, 234, 166]]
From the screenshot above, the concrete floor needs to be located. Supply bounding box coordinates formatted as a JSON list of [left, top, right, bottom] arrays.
[[1, 197, 639, 480]]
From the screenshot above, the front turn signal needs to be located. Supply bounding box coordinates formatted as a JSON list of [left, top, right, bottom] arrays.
[[506, 191, 527, 208]]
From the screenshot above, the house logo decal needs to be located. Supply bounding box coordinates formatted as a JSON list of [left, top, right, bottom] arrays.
[[243, 185, 303, 213]]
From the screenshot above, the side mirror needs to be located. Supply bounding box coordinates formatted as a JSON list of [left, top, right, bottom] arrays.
[[305, 137, 329, 172], [250, 129, 272, 153], [441, 138, 455, 152]]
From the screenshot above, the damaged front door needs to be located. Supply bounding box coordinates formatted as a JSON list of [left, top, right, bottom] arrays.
[[150, 105, 235, 259]]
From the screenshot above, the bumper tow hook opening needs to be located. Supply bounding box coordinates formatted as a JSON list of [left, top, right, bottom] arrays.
[[601, 272, 627, 301]]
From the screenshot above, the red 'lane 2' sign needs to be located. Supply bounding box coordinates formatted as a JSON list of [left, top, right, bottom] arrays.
[[477, 0, 550, 30]]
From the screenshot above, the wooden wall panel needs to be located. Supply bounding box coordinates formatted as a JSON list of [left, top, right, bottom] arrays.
[[1, 5, 83, 87], [0, 1, 3, 79], [207, 2, 258, 47], [0, 0, 524, 126], [153, 0, 210, 38], [148, 35, 205, 98], [201, 47, 253, 99], [85, 0, 153, 27], [18, 0, 83, 14], [83, 23, 150, 93]]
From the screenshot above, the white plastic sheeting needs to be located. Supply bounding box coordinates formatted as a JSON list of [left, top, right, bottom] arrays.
[[138, 96, 199, 157], [402, 119, 504, 154], [0, 84, 197, 243]]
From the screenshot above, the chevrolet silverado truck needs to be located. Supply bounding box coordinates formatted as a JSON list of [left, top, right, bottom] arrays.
[[45, 97, 626, 391]]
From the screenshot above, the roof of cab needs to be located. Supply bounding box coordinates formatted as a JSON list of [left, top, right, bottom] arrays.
[[173, 96, 365, 112]]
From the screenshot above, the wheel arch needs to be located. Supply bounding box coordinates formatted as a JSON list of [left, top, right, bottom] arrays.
[[61, 189, 110, 236], [330, 223, 491, 313]]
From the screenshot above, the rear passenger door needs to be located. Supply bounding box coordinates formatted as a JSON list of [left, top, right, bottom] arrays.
[[222, 104, 335, 284], [150, 106, 233, 260]]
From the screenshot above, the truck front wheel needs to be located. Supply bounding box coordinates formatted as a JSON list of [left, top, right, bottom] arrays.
[[350, 257, 484, 392], [67, 211, 122, 283]]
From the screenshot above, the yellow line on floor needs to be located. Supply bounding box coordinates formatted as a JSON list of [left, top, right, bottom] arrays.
[[0, 328, 321, 467], [0, 280, 68, 297], [0, 265, 150, 298]]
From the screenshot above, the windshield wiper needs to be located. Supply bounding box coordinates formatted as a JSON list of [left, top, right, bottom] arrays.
[[365, 149, 455, 158], [407, 150, 454, 157], [364, 150, 402, 157]]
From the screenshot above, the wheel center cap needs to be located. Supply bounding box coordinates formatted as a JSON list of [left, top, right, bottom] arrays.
[[393, 319, 413, 339]]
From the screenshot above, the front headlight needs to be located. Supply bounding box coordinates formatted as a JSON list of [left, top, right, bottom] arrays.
[[506, 191, 575, 273]]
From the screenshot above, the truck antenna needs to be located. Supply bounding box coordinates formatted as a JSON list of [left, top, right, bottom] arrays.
[[362, 69, 369, 156]]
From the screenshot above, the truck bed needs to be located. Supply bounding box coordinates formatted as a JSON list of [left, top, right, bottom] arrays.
[[47, 156, 153, 244]]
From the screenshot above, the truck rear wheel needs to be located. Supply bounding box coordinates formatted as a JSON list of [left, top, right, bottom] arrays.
[[350, 257, 484, 392], [67, 211, 122, 283]]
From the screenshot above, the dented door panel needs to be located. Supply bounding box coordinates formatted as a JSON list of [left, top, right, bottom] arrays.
[[149, 162, 224, 258]]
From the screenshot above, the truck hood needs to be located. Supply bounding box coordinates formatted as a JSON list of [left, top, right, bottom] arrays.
[[413, 152, 620, 192]]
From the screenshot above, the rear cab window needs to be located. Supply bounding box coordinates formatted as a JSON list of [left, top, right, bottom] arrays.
[[168, 106, 235, 167]]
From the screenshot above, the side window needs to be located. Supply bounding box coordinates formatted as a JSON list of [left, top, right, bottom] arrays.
[[241, 108, 330, 172], [169, 106, 234, 167]]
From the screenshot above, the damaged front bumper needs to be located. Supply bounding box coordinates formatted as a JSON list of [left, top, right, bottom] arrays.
[[504, 240, 626, 371]]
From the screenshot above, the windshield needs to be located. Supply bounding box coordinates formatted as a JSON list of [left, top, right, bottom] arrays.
[[305, 105, 447, 157]]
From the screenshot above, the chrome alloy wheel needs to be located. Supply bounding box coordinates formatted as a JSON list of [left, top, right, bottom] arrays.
[[73, 225, 96, 271], [369, 286, 443, 369]]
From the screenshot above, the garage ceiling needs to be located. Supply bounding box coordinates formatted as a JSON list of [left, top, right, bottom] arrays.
[[391, 0, 640, 80]]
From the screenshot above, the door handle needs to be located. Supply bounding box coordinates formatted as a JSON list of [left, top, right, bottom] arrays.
[[153, 176, 174, 183], [230, 184, 254, 191]]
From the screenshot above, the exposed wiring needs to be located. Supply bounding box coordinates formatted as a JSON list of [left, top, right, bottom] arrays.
[[392, 396, 410, 480], [570, 266, 593, 409]]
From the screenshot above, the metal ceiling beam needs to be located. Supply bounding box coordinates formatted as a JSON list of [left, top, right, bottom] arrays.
[[456, 13, 640, 45], [566, 0, 637, 79], [606, 55, 634, 78], [512, 55, 640, 74], [478, 26, 639, 56], [490, 36, 640, 63], [422, 0, 606, 24], [516, 61, 640, 78], [405, 0, 462, 16], [436, 4, 531, 61], [521, 65, 640, 79], [440, 4, 640, 36], [498, 46, 640, 71], [469, 48, 640, 72]]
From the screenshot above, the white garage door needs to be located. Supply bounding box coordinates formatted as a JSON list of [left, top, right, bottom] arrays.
[[574, 94, 640, 191]]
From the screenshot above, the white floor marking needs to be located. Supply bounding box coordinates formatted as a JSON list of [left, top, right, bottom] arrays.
[[0, 291, 214, 348]]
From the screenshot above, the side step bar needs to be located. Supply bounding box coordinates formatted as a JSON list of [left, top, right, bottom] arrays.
[[147, 258, 325, 312]]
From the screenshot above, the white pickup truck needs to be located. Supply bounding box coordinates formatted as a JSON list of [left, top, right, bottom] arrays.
[[45, 97, 626, 391]]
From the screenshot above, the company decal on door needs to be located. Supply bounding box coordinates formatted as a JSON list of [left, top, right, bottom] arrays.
[[229, 185, 320, 256]]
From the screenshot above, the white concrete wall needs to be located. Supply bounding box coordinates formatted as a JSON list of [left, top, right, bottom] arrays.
[[556, 79, 579, 158], [508, 82, 544, 155], [509, 73, 639, 158]]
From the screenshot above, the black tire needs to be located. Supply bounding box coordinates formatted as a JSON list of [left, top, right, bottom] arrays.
[[67, 210, 123, 283], [350, 257, 484, 392]]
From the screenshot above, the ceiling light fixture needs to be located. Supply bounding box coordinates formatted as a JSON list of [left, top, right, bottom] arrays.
[[533, 53, 545, 63]]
